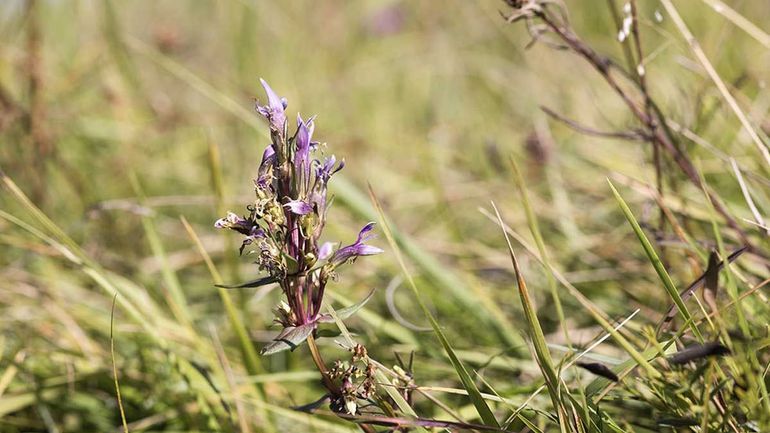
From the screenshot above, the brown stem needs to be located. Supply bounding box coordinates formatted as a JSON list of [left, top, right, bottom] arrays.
[[306, 333, 337, 395]]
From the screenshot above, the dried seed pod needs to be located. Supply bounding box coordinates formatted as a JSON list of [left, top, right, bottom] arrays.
[[576, 362, 619, 382], [351, 343, 368, 362], [668, 342, 730, 365]]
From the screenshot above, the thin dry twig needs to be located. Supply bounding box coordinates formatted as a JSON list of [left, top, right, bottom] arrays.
[[511, 3, 753, 250], [540, 106, 647, 141]]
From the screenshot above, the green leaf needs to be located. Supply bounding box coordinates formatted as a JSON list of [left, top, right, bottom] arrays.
[[315, 328, 343, 338], [260, 323, 316, 356], [316, 288, 376, 323]]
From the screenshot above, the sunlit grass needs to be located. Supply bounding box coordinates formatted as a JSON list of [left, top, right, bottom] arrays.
[[1, 1, 770, 432]]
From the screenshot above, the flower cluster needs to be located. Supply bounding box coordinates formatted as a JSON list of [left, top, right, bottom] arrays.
[[215, 79, 382, 353]]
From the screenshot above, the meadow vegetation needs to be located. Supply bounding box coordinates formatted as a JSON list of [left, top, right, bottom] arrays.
[[1, 1, 770, 432]]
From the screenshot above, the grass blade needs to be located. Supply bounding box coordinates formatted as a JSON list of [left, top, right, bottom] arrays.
[[509, 157, 569, 343], [179, 216, 264, 377], [608, 180, 703, 342], [336, 177, 526, 353], [490, 202, 567, 432], [369, 185, 500, 428]]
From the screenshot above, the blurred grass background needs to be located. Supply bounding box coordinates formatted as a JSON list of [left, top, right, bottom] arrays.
[[1, 1, 769, 431]]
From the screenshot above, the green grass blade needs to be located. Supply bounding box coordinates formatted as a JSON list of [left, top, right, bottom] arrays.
[[369, 186, 500, 428], [130, 173, 193, 328], [490, 202, 568, 432], [510, 157, 570, 344], [479, 207, 659, 378], [179, 217, 264, 377], [336, 177, 526, 353], [608, 180, 703, 342]]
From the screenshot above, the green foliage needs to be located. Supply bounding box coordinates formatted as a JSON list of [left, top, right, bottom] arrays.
[[2, 1, 770, 432]]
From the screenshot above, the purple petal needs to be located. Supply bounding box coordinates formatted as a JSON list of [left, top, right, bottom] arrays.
[[284, 199, 313, 215], [294, 114, 314, 175], [256, 144, 276, 188], [257, 78, 286, 131], [261, 144, 275, 163], [329, 223, 382, 265], [356, 222, 377, 243], [318, 242, 335, 260], [355, 244, 384, 256], [317, 155, 344, 181]]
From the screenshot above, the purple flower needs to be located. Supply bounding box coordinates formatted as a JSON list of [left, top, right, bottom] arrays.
[[330, 222, 383, 265], [256, 144, 276, 189], [316, 155, 345, 182], [256, 78, 287, 131], [216, 79, 385, 355], [215, 212, 265, 254], [294, 114, 315, 177], [284, 199, 313, 215]]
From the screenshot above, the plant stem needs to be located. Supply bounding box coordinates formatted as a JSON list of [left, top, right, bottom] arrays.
[[306, 333, 336, 394]]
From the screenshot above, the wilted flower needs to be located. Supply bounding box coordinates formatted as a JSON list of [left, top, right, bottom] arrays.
[[214, 211, 254, 235], [215, 79, 382, 355]]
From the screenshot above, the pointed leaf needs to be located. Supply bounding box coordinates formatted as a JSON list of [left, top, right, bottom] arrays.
[[702, 251, 720, 314], [668, 342, 730, 365], [292, 394, 331, 413], [216, 275, 278, 289], [260, 323, 316, 356], [608, 181, 703, 342], [316, 288, 376, 323]]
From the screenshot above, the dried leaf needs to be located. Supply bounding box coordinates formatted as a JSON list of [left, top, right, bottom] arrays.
[[659, 246, 747, 330], [215, 275, 278, 289], [668, 342, 730, 365], [702, 251, 720, 314], [260, 323, 316, 356]]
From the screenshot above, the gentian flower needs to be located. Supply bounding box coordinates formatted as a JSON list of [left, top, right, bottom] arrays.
[[294, 114, 315, 178], [330, 222, 384, 266], [215, 79, 381, 343], [256, 78, 287, 132], [214, 78, 385, 418]]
